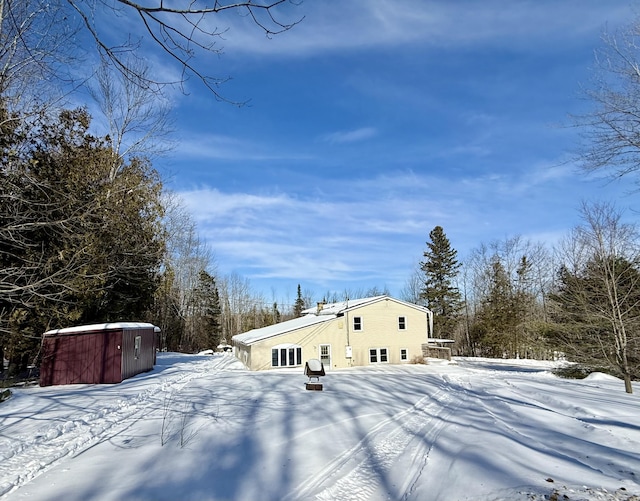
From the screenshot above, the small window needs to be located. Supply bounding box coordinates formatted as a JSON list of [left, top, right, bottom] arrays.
[[369, 348, 377, 363], [134, 336, 141, 359], [353, 316, 362, 331], [380, 348, 388, 363], [296, 347, 302, 365], [272, 349, 279, 367], [398, 317, 406, 330], [400, 349, 408, 361], [280, 349, 287, 366]]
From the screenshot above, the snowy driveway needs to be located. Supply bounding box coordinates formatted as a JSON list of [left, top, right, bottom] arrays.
[[1, 354, 639, 501]]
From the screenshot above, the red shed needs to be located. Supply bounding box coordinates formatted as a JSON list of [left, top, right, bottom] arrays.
[[40, 322, 159, 386]]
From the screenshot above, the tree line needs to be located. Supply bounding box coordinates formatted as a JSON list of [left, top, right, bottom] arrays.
[[408, 206, 639, 394]]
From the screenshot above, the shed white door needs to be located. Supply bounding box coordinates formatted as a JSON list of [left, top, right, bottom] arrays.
[[319, 344, 331, 369]]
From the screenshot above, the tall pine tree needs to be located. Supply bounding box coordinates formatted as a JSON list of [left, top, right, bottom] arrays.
[[293, 284, 305, 317], [420, 226, 464, 339]]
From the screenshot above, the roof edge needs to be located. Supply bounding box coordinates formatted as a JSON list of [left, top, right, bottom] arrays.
[[44, 322, 156, 337]]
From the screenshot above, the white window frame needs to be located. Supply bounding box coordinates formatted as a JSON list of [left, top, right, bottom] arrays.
[[398, 316, 406, 330], [400, 348, 408, 361], [319, 344, 331, 368], [271, 344, 302, 368], [369, 347, 389, 364], [134, 335, 142, 359], [353, 316, 363, 331]]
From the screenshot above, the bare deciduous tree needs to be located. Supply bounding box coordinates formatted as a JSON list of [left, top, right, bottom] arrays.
[[551, 202, 640, 393], [0, 0, 300, 100], [0, 0, 81, 120], [464, 236, 552, 359], [399, 263, 426, 306], [575, 18, 640, 185], [88, 60, 174, 180]]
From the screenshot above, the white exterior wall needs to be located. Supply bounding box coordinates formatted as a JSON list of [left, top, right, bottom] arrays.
[[345, 298, 429, 366], [241, 319, 344, 371]]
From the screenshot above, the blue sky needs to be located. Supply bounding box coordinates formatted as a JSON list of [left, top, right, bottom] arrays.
[[150, 1, 636, 302]]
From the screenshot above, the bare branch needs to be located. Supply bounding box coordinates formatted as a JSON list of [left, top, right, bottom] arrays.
[[65, 0, 303, 101]]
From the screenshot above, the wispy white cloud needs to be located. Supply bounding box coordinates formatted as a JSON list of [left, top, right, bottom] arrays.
[[213, 1, 631, 58], [319, 127, 378, 144], [175, 133, 312, 161], [177, 162, 626, 296]]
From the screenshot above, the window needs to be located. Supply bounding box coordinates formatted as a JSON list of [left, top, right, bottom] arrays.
[[320, 344, 331, 367], [369, 348, 389, 364], [400, 349, 408, 361], [134, 336, 141, 359], [398, 316, 406, 330], [271, 345, 302, 368], [353, 316, 362, 331]]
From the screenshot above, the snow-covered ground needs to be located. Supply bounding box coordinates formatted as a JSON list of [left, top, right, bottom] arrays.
[[1, 354, 639, 501]]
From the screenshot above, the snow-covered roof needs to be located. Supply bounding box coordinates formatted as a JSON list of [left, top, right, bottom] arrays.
[[301, 295, 385, 315], [44, 322, 156, 336], [233, 296, 432, 346], [301, 295, 432, 316], [232, 314, 336, 345]]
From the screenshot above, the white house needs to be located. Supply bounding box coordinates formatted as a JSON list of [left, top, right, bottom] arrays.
[[232, 295, 435, 371]]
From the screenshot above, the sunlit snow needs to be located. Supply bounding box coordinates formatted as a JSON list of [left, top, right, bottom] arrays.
[[1, 354, 638, 501]]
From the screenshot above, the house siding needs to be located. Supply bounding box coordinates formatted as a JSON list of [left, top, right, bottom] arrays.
[[120, 327, 157, 381], [40, 330, 123, 385], [345, 299, 428, 366], [237, 318, 339, 371]]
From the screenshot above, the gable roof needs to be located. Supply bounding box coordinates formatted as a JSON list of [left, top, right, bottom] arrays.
[[301, 295, 387, 316], [303, 295, 431, 316], [232, 295, 432, 346]]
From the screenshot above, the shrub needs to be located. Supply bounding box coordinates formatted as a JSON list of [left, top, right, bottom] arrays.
[[0, 389, 11, 403], [410, 355, 427, 365], [553, 364, 608, 380]]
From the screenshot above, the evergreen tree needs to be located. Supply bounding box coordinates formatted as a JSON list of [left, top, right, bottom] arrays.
[[0, 106, 165, 371], [420, 226, 464, 338], [471, 257, 517, 357], [189, 270, 222, 351], [293, 284, 305, 317]]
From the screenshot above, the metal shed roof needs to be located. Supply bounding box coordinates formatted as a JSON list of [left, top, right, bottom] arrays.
[[44, 322, 156, 337]]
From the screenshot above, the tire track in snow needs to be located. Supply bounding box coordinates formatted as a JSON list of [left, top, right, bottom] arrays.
[[286, 384, 463, 501], [500, 376, 639, 446], [0, 355, 236, 498], [399, 375, 471, 501], [468, 376, 640, 483]]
